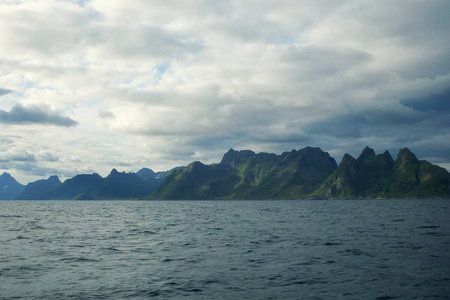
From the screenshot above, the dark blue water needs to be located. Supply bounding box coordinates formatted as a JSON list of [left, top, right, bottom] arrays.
[[1, 200, 449, 299]]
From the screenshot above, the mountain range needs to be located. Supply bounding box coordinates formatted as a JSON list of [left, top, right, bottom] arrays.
[[1, 146, 449, 200]]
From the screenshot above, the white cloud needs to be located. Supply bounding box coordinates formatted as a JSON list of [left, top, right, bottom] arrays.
[[0, 0, 449, 183]]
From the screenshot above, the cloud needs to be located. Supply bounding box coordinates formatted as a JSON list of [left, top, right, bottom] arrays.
[[0, 105, 78, 127], [0, 88, 12, 96], [1, 0, 450, 182], [0, 151, 36, 163], [98, 110, 115, 119], [305, 115, 367, 138], [401, 89, 450, 113]]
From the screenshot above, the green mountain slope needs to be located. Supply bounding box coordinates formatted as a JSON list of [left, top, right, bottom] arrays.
[[150, 147, 337, 199], [314, 147, 450, 198]]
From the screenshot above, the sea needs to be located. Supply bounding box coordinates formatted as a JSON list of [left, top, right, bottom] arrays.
[[1, 199, 449, 299]]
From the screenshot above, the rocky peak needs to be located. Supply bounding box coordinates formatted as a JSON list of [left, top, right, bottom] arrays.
[[341, 153, 357, 165], [1, 172, 12, 178], [378, 150, 395, 170], [395, 148, 419, 169], [220, 149, 255, 167], [47, 175, 61, 184], [396, 148, 418, 160], [109, 168, 120, 176], [357, 146, 376, 163], [0, 172, 22, 186], [136, 168, 157, 180], [297, 146, 337, 170]]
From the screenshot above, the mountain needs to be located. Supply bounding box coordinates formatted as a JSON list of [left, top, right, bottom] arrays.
[[136, 167, 172, 192], [150, 147, 337, 199], [221, 147, 337, 199], [150, 161, 238, 199], [136, 167, 157, 180], [2, 146, 449, 200], [16, 175, 62, 200], [137, 167, 173, 181], [387, 148, 450, 197], [42, 173, 104, 200], [94, 169, 155, 199], [40, 168, 168, 200], [314, 147, 450, 198], [0, 172, 25, 200]]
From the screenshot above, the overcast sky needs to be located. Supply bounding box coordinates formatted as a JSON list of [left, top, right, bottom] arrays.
[[1, 0, 450, 184]]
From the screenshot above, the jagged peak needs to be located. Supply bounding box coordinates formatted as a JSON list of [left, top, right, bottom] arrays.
[[1, 172, 13, 178], [189, 161, 205, 168], [341, 153, 357, 164], [298, 146, 321, 156], [357, 146, 376, 162], [220, 148, 255, 166], [47, 175, 61, 183], [299, 146, 321, 152], [396, 148, 418, 163], [379, 150, 394, 162]]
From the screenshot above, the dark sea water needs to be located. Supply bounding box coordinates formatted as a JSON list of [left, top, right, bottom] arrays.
[[1, 200, 449, 299]]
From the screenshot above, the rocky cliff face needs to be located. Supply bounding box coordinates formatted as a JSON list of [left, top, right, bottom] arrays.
[[151, 147, 337, 199], [315, 147, 450, 198]]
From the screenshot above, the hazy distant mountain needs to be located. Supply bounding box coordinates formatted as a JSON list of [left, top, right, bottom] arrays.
[[40, 168, 169, 200], [314, 147, 450, 198], [42, 173, 104, 200], [136, 167, 173, 181], [94, 169, 154, 199], [136, 167, 157, 180], [0, 172, 25, 200], [150, 147, 338, 199], [136, 167, 171, 192], [16, 175, 61, 200]]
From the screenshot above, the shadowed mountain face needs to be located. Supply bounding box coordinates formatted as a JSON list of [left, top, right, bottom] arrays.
[[315, 147, 450, 198], [150, 147, 338, 199], [16, 175, 62, 200], [40, 168, 168, 200], [42, 173, 105, 200], [0, 172, 25, 200]]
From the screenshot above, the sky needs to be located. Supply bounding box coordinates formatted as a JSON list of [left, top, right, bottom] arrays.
[[1, 0, 450, 184]]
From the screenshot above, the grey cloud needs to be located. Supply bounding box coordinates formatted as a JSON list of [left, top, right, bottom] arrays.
[[0, 152, 35, 163], [9, 162, 63, 183], [0, 137, 14, 145], [401, 89, 450, 113], [99, 25, 204, 60], [282, 45, 372, 78], [0, 105, 78, 127], [305, 115, 367, 138], [0, 88, 12, 96], [363, 107, 425, 126], [38, 152, 60, 162], [98, 110, 115, 119]]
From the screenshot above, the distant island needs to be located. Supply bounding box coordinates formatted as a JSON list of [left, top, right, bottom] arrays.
[[1, 146, 450, 200]]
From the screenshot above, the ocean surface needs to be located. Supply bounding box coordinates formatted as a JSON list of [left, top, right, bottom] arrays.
[[1, 200, 449, 299]]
